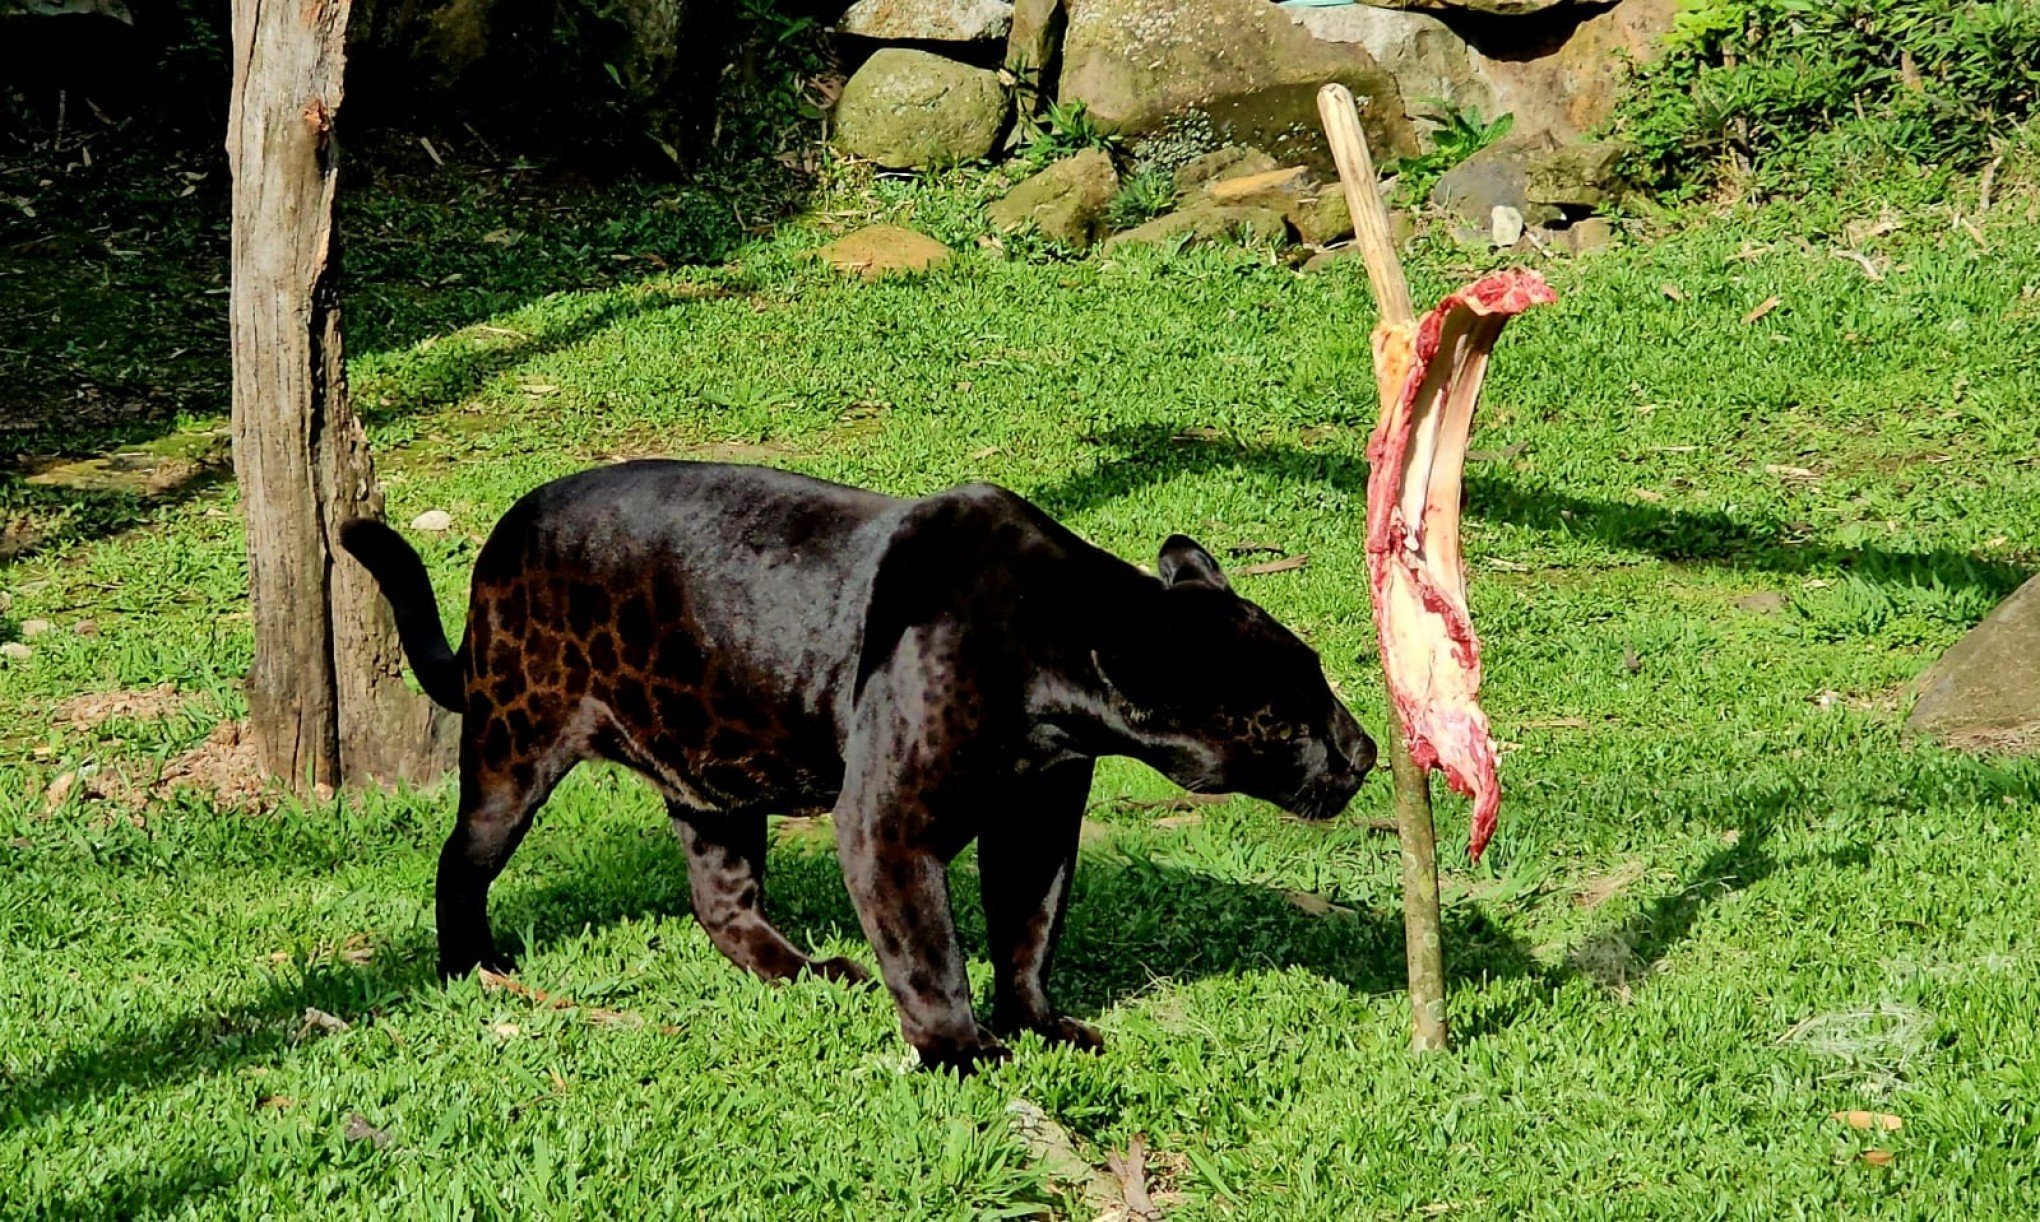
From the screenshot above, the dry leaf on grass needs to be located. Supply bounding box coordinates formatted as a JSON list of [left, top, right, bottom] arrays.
[[1764, 464, 1818, 480], [257, 1095, 294, 1111], [42, 770, 78, 810], [1282, 890, 1355, 918], [1832, 1110, 1903, 1133], [343, 1113, 392, 1148], [295, 1007, 350, 1041], [1006, 1100, 1124, 1218], [1861, 1149, 1894, 1166], [1574, 861, 1647, 910], [1660, 283, 1687, 301], [479, 968, 676, 1034], [54, 682, 186, 731], [1466, 441, 1530, 463], [1743, 295, 1783, 324], [1106, 1134, 1164, 1222], [1237, 554, 1308, 576]]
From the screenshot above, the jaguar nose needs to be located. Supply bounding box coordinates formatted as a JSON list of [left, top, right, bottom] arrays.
[[1331, 706, 1378, 777]]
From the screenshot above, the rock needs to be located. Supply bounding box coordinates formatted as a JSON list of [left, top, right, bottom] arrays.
[[1301, 246, 1360, 274], [1735, 591, 1789, 615], [833, 49, 1008, 169], [1289, 0, 1675, 148], [1299, 208, 1412, 269], [1367, 0, 1582, 11], [840, 0, 1013, 42], [72, 619, 100, 637], [1202, 166, 1357, 246], [1173, 146, 1281, 194], [20, 619, 52, 637], [1060, 0, 1416, 169], [1005, 0, 1064, 77], [1102, 202, 1288, 251], [1432, 134, 1562, 228], [1290, 188, 1353, 246], [409, 509, 454, 532], [1527, 140, 1628, 209], [1291, 5, 1498, 128], [815, 226, 955, 279], [1490, 205, 1525, 248], [1206, 166, 1314, 206], [0, 642, 30, 662], [987, 148, 1120, 248], [1908, 574, 2040, 753], [1566, 216, 1616, 253]]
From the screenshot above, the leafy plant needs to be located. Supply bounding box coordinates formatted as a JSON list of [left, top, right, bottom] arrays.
[[1020, 99, 1118, 167], [1386, 102, 1515, 205], [1615, 0, 2040, 197], [1105, 167, 1177, 230]]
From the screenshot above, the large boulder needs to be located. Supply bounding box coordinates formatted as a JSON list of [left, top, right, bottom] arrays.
[[1431, 133, 1563, 227], [1526, 139, 1629, 209], [988, 148, 1120, 248], [1907, 574, 2040, 753], [840, 0, 1013, 43], [1289, 0, 1675, 148], [1361, 0, 1584, 12], [1006, 0, 1064, 76], [1059, 0, 1418, 170], [834, 49, 1009, 169]]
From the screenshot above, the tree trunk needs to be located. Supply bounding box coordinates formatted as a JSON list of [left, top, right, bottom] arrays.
[[227, 0, 453, 793]]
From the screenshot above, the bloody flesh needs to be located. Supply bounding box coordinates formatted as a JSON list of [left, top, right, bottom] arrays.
[[1366, 269, 1555, 860]]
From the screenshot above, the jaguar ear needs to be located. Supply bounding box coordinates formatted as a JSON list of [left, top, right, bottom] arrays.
[[1157, 534, 1229, 591]]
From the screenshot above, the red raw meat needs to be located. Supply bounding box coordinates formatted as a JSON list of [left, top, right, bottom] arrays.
[[1366, 269, 1555, 860]]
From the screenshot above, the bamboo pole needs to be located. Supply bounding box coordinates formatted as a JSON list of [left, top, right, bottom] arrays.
[[1317, 83, 1449, 1054]]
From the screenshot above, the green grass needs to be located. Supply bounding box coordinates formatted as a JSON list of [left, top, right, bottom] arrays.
[[4, 152, 2040, 1217]]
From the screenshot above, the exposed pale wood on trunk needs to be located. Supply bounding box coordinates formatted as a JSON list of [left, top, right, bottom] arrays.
[[227, 0, 453, 792]]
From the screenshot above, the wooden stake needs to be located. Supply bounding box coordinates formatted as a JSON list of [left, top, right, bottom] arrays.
[[1317, 83, 1449, 1054]]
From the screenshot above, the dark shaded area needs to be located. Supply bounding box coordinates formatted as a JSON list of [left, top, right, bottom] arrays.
[[0, 47, 805, 567], [1431, 0, 1622, 65], [1027, 425, 2031, 596], [1, 816, 1532, 1162], [0, 0, 843, 171]]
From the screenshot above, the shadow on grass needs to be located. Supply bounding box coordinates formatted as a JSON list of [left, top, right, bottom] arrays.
[[0, 131, 797, 565], [2, 816, 1538, 1164], [1027, 425, 2030, 596]]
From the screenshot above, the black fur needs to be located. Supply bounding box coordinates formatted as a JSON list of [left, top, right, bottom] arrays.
[[345, 460, 1375, 1072]]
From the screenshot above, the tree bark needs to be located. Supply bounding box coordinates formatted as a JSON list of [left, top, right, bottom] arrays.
[[227, 0, 453, 793]]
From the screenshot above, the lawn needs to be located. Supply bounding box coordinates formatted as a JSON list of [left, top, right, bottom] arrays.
[[3, 151, 2039, 1217]]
